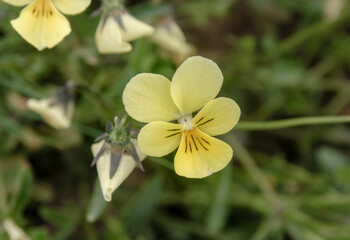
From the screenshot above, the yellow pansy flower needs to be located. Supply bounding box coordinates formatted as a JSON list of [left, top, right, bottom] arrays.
[[95, 8, 154, 54], [123, 56, 241, 178], [4, 0, 91, 50]]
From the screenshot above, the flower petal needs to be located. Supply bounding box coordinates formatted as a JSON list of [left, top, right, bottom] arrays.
[[10, 0, 71, 51], [123, 73, 181, 123], [120, 12, 154, 42], [52, 0, 91, 15], [138, 121, 183, 157], [27, 98, 73, 129], [174, 128, 232, 178], [95, 15, 132, 54], [171, 56, 223, 115], [92, 139, 146, 202], [2, 0, 31, 6], [191, 97, 241, 136]]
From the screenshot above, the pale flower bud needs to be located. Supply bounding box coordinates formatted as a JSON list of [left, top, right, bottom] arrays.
[[95, 8, 154, 54], [91, 139, 146, 201], [27, 98, 74, 130], [150, 17, 196, 64]]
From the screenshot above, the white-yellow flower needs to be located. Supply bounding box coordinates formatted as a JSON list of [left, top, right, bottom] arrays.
[[323, 0, 344, 21], [123, 56, 241, 178], [3, 218, 30, 240], [91, 139, 146, 201], [4, 0, 91, 50], [150, 17, 195, 64], [95, 9, 154, 54], [27, 98, 74, 129]]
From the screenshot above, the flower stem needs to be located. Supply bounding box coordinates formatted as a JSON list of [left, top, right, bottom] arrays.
[[0, 165, 8, 218], [230, 136, 283, 214], [236, 115, 350, 131]]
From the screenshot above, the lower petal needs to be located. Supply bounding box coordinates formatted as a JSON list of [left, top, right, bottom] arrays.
[[11, 0, 71, 51], [174, 128, 233, 178], [138, 121, 183, 157]]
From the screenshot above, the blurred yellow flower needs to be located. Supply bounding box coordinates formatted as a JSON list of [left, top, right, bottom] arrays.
[[91, 139, 146, 201], [27, 98, 74, 129], [323, 0, 344, 21], [4, 0, 91, 50], [123, 56, 241, 178], [150, 17, 196, 64], [95, 8, 154, 54]]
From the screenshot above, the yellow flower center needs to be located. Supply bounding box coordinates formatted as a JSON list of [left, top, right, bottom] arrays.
[[178, 114, 193, 130], [31, 0, 54, 18]]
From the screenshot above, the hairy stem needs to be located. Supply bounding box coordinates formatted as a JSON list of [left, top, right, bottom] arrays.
[[236, 115, 350, 131]]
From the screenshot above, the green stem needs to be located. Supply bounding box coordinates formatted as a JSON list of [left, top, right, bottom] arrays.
[[0, 164, 8, 219], [236, 115, 350, 131], [230, 137, 283, 214]]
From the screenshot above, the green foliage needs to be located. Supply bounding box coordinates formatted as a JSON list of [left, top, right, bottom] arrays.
[[1, 0, 350, 239]]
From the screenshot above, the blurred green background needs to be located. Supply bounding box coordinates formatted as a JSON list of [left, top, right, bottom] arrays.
[[1, 0, 350, 239]]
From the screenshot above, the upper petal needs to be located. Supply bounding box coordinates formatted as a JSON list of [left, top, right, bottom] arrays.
[[10, 0, 71, 51], [170, 56, 223, 115], [2, 0, 32, 6], [174, 128, 233, 178], [123, 73, 181, 123], [27, 98, 73, 129], [191, 97, 241, 136], [138, 121, 183, 157], [92, 139, 146, 202], [119, 12, 154, 42], [52, 0, 91, 15], [95, 14, 132, 54]]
